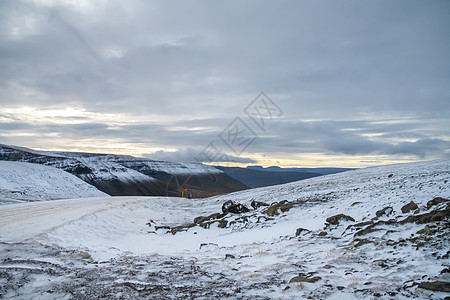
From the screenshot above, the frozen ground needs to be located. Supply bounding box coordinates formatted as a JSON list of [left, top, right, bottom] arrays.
[[0, 160, 449, 299]]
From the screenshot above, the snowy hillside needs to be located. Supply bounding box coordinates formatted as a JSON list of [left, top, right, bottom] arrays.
[[0, 161, 108, 204], [0, 144, 247, 197], [0, 160, 449, 299]]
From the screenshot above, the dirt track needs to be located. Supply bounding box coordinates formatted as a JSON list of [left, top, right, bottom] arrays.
[[0, 197, 148, 242]]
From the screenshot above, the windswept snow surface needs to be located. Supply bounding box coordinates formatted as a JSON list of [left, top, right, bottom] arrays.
[[0, 161, 108, 204], [0, 160, 449, 299]]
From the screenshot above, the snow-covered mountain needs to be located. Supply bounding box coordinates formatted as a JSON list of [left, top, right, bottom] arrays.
[[0, 161, 108, 204], [0, 159, 449, 298], [0, 144, 248, 198]]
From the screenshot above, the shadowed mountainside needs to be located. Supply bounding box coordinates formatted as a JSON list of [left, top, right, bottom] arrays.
[[0, 144, 248, 198]]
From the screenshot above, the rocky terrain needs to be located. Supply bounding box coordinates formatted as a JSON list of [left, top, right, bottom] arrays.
[[0, 160, 449, 299]]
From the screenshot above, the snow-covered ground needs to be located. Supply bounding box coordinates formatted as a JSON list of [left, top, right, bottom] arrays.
[[0, 160, 449, 299], [0, 161, 108, 204]]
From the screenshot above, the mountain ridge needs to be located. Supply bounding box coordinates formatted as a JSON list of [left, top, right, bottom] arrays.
[[0, 144, 248, 198]]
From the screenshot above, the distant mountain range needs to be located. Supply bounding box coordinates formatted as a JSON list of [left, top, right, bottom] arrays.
[[0, 144, 248, 199], [0, 144, 354, 200], [246, 165, 355, 175], [216, 166, 354, 188]]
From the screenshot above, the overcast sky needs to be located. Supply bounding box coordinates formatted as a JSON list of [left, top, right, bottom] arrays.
[[0, 0, 449, 167]]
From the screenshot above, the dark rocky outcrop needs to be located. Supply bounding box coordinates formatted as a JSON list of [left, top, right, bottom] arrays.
[[266, 205, 280, 216], [251, 200, 269, 209], [401, 201, 418, 213], [376, 206, 393, 218], [400, 204, 450, 224], [289, 275, 321, 283], [222, 200, 250, 214], [295, 228, 310, 236], [194, 213, 226, 224], [326, 214, 355, 225], [427, 197, 449, 210], [217, 219, 228, 228], [417, 281, 450, 292], [265, 200, 294, 216], [354, 225, 381, 237]]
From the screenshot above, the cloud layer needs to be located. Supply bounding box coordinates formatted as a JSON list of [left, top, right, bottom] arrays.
[[0, 0, 449, 166]]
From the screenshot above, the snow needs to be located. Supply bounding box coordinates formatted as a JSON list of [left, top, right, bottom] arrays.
[[51, 150, 223, 176], [0, 161, 108, 204], [0, 159, 449, 299]]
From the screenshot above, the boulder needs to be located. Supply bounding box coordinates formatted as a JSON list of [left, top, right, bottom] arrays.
[[266, 205, 280, 216], [222, 200, 250, 214], [280, 202, 294, 212], [376, 206, 393, 218], [417, 281, 450, 292], [427, 197, 449, 210], [218, 219, 228, 228], [400, 204, 450, 224], [289, 275, 321, 283], [194, 212, 225, 224], [326, 214, 355, 225], [401, 201, 418, 213], [251, 200, 269, 209], [295, 228, 310, 236]]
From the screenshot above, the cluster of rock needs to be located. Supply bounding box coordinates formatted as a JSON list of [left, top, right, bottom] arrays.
[[148, 196, 450, 296], [148, 198, 311, 235]]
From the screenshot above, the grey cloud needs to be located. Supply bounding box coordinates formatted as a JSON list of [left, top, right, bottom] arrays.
[[0, 0, 449, 164], [143, 148, 256, 164]]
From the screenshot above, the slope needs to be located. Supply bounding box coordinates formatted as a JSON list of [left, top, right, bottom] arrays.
[[0, 160, 448, 299], [0, 161, 108, 204]]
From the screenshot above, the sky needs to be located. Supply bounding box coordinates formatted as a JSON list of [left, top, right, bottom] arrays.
[[0, 0, 449, 168]]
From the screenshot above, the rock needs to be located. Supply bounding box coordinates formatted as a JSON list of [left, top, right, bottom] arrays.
[[354, 225, 381, 237], [326, 214, 355, 225], [401, 201, 418, 213], [295, 228, 310, 236], [318, 231, 327, 236], [353, 238, 375, 248], [194, 212, 225, 224], [155, 225, 171, 231], [289, 275, 321, 283], [198, 221, 215, 229], [416, 225, 432, 235], [376, 206, 393, 218], [251, 200, 269, 209], [336, 286, 345, 291], [280, 202, 294, 212], [417, 281, 450, 292], [266, 205, 280, 216], [222, 200, 249, 214], [217, 219, 228, 228], [225, 254, 235, 259], [400, 204, 450, 224], [170, 223, 196, 235], [427, 197, 449, 210], [78, 251, 92, 260]]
